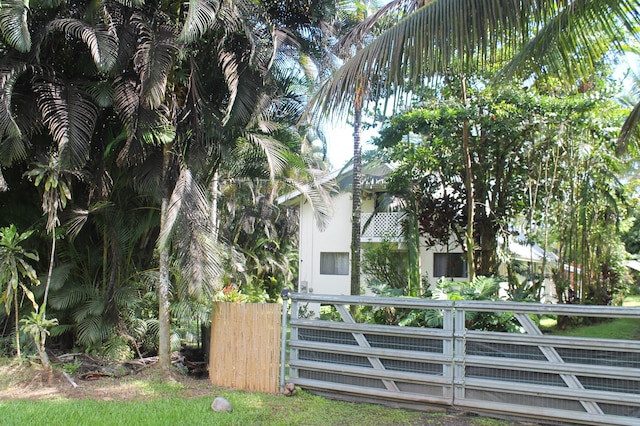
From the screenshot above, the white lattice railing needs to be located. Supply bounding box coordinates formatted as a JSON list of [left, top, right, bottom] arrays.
[[360, 212, 404, 240]]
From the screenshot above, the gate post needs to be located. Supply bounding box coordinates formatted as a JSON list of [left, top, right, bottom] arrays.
[[279, 289, 290, 393], [442, 303, 455, 403], [453, 303, 467, 405]]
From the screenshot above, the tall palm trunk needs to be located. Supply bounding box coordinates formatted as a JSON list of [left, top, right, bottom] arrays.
[[461, 76, 475, 281], [158, 144, 172, 371], [351, 104, 363, 296]]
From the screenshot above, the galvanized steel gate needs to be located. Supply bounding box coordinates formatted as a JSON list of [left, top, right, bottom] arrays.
[[282, 293, 640, 426]]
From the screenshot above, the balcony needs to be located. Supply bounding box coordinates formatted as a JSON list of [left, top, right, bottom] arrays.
[[360, 212, 405, 242]]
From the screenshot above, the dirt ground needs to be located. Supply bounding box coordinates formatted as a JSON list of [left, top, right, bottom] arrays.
[[0, 356, 212, 401]]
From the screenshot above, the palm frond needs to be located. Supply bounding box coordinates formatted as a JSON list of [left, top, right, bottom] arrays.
[[178, 0, 221, 44], [131, 14, 178, 109], [0, 0, 30, 52], [335, 0, 425, 56], [112, 76, 141, 138], [159, 166, 224, 295], [112, 284, 142, 309], [47, 18, 118, 72], [72, 297, 106, 322], [280, 166, 337, 231], [499, 0, 636, 81], [76, 314, 113, 345], [103, 335, 134, 360], [85, 80, 114, 108], [35, 77, 98, 170], [0, 136, 29, 166], [237, 133, 289, 182], [112, 78, 175, 166], [0, 62, 29, 143], [219, 50, 242, 125], [312, 0, 640, 119], [0, 169, 7, 191], [236, 0, 275, 73], [619, 100, 640, 147], [48, 284, 88, 311], [158, 167, 208, 250]]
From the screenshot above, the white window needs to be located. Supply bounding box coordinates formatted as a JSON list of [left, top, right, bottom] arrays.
[[433, 253, 468, 278], [320, 252, 349, 275]]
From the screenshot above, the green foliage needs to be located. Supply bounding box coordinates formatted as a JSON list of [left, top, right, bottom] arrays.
[[0, 0, 337, 366], [217, 180, 300, 302], [621, 207, 640, 254], [19, 310, 58, 341], [434, 277, 521, 332], [0, 225, 40, 358], [0, 225, 39, 314], [362, 241, 409, 294], [432, 276, 500, 301], [61, 358, 82, 375], [363, 277, 520, 332]]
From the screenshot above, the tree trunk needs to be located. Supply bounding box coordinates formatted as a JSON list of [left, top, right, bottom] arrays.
[[158, 144, 172, 371], [461, 76, 476, 282], [14, 293, 20, 358], [351, 105, 362, 296], [407, 207, 421, 296], [210, 170, 220, 242], [35, 231, 56, 370]]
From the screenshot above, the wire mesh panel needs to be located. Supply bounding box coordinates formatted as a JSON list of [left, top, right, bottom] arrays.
[[454, 302, 640, 426], [288, 295, 455, 406], [285, 294, 640, 426]]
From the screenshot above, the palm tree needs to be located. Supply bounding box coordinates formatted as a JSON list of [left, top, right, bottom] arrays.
[[315, 1, 640, 117], [312, 0, 639, 283], [329, 0, 426, 295], [0, 0, 339, 369]]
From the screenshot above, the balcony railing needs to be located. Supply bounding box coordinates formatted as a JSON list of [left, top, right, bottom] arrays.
[[360, 212, 404, 241]]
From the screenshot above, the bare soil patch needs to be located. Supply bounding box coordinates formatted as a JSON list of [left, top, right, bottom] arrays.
[[0, 356, 212, 402]]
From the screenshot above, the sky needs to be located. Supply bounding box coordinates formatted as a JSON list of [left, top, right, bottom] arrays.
[[325, 122, 378, 169]]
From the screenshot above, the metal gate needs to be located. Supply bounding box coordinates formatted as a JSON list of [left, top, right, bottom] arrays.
[[282, 293, 640, 426]]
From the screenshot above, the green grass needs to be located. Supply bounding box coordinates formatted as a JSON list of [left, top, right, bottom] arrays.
[[539, 295, 640, 339], [0, 358, 518, 426], [0, 388, 513, 426], [624, 294, 640, 307]]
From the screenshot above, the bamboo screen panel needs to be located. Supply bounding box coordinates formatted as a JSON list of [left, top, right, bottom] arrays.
[[209, 302, 281, 393]]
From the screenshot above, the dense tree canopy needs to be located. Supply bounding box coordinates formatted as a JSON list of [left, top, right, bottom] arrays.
[[376, 73, 632, 302], [0, 0, 337, 365]]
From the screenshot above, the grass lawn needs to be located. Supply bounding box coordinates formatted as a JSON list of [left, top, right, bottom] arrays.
[[0, 359, 518, 426], [539, 295, 640, 339]]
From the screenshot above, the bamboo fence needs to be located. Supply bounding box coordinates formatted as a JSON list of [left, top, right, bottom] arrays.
[[209, 302, 282, 393]]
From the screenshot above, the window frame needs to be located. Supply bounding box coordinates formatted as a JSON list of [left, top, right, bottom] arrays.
[[320, 252, 350, 275], [433, 252, 468, 278]]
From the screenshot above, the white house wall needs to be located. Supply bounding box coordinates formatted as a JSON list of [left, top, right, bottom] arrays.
[[297, 192, 354, 296], [297, 190, 469, 296], [292, 186, 554, 302]]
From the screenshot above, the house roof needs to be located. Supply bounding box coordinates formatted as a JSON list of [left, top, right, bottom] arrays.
[[276, 161, 396, 205], [507, 233, 558, 263], [626, 260, 640, 272]]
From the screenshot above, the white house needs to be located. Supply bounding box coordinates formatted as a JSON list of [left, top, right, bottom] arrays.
[[278, 162, 469, 297], [278, 161, 557, 302]]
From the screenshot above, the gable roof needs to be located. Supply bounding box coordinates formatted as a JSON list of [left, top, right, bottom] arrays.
[[276, 161, 396, 206]]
